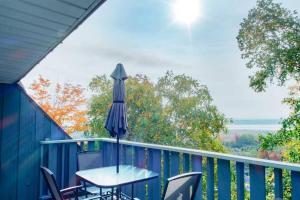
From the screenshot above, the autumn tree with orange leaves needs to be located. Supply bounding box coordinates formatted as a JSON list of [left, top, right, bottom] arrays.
[[29, 75, 88, 134]]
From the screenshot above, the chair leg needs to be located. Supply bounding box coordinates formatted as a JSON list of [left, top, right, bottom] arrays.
[[84, 181, 88, 198], [74, 188, 79, 200]]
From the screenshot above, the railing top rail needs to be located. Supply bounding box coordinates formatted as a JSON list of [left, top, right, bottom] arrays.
[[41, 137, 300, 172], [40, 137, 104, 144]]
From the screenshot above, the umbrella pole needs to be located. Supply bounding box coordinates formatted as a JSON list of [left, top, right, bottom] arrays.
[[117, 135, 119, 173]]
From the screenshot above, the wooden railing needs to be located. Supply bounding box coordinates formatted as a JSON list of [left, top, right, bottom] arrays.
[[40, 138, 300, 200]]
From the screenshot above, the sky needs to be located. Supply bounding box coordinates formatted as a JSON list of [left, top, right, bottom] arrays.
[[21, 0, 300, 119]]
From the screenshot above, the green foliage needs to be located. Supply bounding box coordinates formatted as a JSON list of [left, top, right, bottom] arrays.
[[259, 82, 300, 163], [225, 134, 258, 149], [88, 75, 113, 137], [238, 1, 300, 198], [157, 71, 228, 151], [237, 0, 300, 92], [259, 83, 300, 200], [239, 0, 300, 163], [88, 71, 228, 152]]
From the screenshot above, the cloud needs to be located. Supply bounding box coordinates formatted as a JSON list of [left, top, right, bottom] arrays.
[[72, 43, 189, 69]]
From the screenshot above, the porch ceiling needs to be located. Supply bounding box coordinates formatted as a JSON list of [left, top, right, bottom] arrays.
[[0, 0, 106, 84]]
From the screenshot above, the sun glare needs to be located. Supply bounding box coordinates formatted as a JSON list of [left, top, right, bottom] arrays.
[[171, 0, 201, 27]]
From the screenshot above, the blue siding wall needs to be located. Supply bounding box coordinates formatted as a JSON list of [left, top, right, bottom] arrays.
[[0, 83, 69, 200]]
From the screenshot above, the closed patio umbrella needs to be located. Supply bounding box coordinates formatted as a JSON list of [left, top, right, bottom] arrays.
[[105, 63, 128, 173]]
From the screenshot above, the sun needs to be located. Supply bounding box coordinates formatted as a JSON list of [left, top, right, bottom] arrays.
[[171, 0, 201, 27]]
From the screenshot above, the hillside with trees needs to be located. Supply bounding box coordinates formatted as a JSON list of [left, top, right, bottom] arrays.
[[88, 71, 228, 152]]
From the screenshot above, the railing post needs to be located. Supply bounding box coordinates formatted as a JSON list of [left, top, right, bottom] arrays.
[[183, 153, 190, 173], [88, 141, 95, 151], [236, 162, 244, 200], [68, 143, 77, 186], [207, 157, 215, 200], [56, 144, 63, 188], [274, 168, 283, 199], [249, 164, 266, 200], [122, 144, 133, 165], [121, 144, 133, 195], [291, 171, 300, 200], [39, 144, 47, 196], [61, 144, 66, 188], [134, 147, 146, 199], [192, 155, 203, 200], [217, 159, 231, 200], [78, 141, 84, 152], [170, 151, 179, 177], [48, 144, 58, 183], [163, 150, 170, 187], [102, 141, 115, 166], [148, 149, 162, 200]]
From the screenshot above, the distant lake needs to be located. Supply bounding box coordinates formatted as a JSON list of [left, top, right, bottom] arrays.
[[227, 119, 281, 131]]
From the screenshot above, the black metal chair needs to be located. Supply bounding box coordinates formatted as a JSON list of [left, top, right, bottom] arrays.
[[40, 166, 100, 200], [77, 151, 111, 196], [162, 172, 202, 200]]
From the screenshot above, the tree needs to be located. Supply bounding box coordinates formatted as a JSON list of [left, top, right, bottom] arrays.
[[237, 0, 300, 92], [237, 0, 300, 162], [88, 74, 173, 144], [157, 71, 228, 151], [88, 72, 228, 152], [238, 1, 300, 198], [30, 75, 88, 134], [259, 81, 300, 163]]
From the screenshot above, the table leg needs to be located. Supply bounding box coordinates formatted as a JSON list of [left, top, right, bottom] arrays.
[[131, 184, 134, 200], [116, 186, 120, 200]]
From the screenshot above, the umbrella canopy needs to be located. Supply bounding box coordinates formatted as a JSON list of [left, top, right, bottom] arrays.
[[104, 63, 128, 173], [105, 63, 128, 137]]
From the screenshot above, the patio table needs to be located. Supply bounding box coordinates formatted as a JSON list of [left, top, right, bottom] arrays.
[[76, 165, 159, 200]]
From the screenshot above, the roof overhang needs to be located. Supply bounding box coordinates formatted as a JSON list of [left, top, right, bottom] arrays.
[[0, 0, 106, 84]]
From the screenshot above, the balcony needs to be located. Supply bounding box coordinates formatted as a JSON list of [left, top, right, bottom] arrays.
[[40, 138, 300, 200]]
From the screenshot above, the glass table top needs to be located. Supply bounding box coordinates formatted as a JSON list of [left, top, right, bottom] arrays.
[[76, 165, 158, 187]]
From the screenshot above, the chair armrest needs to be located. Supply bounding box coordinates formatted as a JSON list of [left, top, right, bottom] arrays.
[[60, 185, 84, 194]]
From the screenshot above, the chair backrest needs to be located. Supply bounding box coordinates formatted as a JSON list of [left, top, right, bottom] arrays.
[[162, 172, 202, 200], [40, 166, 64, 200], [77, 151, 103, 171]]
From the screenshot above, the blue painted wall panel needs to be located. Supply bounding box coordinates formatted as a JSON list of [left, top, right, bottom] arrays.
[[36, 107, 51, 195], [0, 84, 70, 200], [0, 84, 20, 200], [0, 84, 3, 170], [18, 93, 36, 200]]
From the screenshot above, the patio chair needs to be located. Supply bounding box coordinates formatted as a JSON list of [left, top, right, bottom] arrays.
[[77, 151, 111, 196], [40, 166, 100, 200], [162, 172, 202, 200]]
